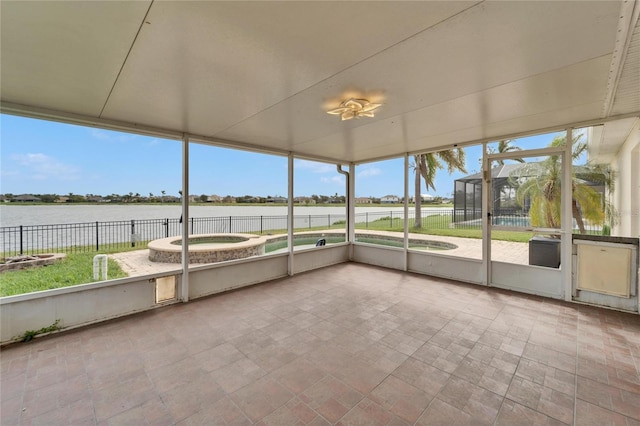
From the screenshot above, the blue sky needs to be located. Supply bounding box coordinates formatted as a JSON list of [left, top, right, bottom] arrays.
[[1, 114, 565, 198]]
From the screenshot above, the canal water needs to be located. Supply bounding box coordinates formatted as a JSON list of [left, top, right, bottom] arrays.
[[0, 204, 410, 227]]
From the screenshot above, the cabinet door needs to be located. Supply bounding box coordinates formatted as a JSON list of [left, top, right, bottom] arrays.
[[577, 243, 632, 298]]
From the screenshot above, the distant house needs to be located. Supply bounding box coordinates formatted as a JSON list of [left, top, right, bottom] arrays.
[[411, 194, 434, 203], [355, 197, 373, 204], [207, 195, 223, 203], [294, 197, 315, 205], [266, 196, 287, 203], [380, 195, 400, 204], [13, 194, 41, 202], [238, 197, 258, 203], [87, 196, 104, 203]]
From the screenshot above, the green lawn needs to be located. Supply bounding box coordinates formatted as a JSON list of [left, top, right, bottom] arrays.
[[276, 214, 533, 242], [1, 251, 128, 297], [355, 214, 534, 243]]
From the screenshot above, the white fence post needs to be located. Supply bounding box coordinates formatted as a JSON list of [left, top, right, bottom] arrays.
[[93, 254, 108, 281]]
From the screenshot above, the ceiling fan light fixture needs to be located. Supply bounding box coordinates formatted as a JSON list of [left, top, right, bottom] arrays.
[[327, 98, 382, 120]]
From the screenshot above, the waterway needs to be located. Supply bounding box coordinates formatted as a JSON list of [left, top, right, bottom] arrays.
[[0, 204, 415, 227]]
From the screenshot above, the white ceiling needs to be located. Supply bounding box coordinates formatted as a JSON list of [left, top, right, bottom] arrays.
[[588, 117, 639, 163], [1, 1, 639, 163]]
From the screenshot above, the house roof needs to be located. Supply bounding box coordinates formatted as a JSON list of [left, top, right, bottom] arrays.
[[458, 163, 525, 184], [458, 162, 608, 187], [1, 1, 639, 164]]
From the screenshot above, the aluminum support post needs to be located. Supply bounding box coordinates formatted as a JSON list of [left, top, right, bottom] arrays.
[[482, 143, 491, 286], [403, 154, 409, 271], [562, 128, 573, 301], [288, 153, 294, 276], [181, 134, 190, 302]]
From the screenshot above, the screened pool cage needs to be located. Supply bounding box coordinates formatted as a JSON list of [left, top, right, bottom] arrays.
[[453, 164, 527, 226], [453, 163, 606, 229]]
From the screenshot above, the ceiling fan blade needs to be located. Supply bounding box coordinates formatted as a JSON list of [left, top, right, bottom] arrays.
[[327, 107, 351, 115], [361, 103, 381, 112]]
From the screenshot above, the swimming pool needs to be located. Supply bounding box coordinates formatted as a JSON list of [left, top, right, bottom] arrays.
[[149, 231, 457, 263], [460, 216, 531, 227]]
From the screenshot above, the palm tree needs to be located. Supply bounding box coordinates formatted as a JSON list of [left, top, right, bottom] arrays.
[[492, 140, 525, 165], [413, 149, 466, 228], [514, 134, 612, 234], [486, 140, 525, 208]]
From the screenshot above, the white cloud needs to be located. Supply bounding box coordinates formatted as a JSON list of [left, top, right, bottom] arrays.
[[89, 129, 113, 141], [11, 153, 81, 181], [90, 128, 136, 143], [357, 167, 382, 178], [0, 169, 20, 178], [295, 160, 334, 174], [321, 175, 345, 185]]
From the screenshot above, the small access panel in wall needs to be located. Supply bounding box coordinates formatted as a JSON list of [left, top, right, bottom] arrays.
[[576, 241, 634, 298], [154, 275, 177, 303]]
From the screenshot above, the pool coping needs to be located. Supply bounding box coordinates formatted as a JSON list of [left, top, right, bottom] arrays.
[[148, 233, 268, 253]]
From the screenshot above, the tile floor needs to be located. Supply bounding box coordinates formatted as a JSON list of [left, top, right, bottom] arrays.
[[1, 263, 639, 425]]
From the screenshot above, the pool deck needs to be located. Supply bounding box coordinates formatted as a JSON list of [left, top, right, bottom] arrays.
[[3, 262, 638, 425], [110, 232, 530, 276]]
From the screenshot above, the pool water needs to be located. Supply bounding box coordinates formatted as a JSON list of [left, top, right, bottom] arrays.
[[266, 235, 456, 252], [355, 237, 450, 251], [492, 217, 530, 227], [265, 236, 345, 253], [462, 216, 531, 227]]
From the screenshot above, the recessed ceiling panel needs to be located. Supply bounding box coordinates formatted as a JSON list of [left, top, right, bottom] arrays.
[[289, 54, 612, 161], [0, 1, 151, 116], [217, 1, 621, 161], [101, 1, 476, 137]]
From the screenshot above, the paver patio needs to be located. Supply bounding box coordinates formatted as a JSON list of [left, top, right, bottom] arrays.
[[1, 262, 638, 425], [110, 233, 530, 276]]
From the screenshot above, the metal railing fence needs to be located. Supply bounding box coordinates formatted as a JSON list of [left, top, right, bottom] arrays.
[[1, 214, 346, 256], [0, 209, 602, 256]]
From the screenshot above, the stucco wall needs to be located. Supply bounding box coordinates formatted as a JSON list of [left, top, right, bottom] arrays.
[[612, 119, 640, 237]]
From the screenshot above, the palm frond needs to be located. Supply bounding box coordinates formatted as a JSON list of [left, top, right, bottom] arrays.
[[436, 149, 467, 174]]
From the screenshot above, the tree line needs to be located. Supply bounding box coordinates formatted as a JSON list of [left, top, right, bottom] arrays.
[[0, 192, 353, 204]]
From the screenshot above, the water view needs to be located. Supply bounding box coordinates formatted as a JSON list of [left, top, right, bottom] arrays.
[[0, 204, 411, 227]]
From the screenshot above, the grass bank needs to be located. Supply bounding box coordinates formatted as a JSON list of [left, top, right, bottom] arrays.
[[0, 249, 130, 297]]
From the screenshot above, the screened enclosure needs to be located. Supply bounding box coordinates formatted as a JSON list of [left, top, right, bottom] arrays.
[[453, 164, 525, 224], [454, 162, 608, 232]]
